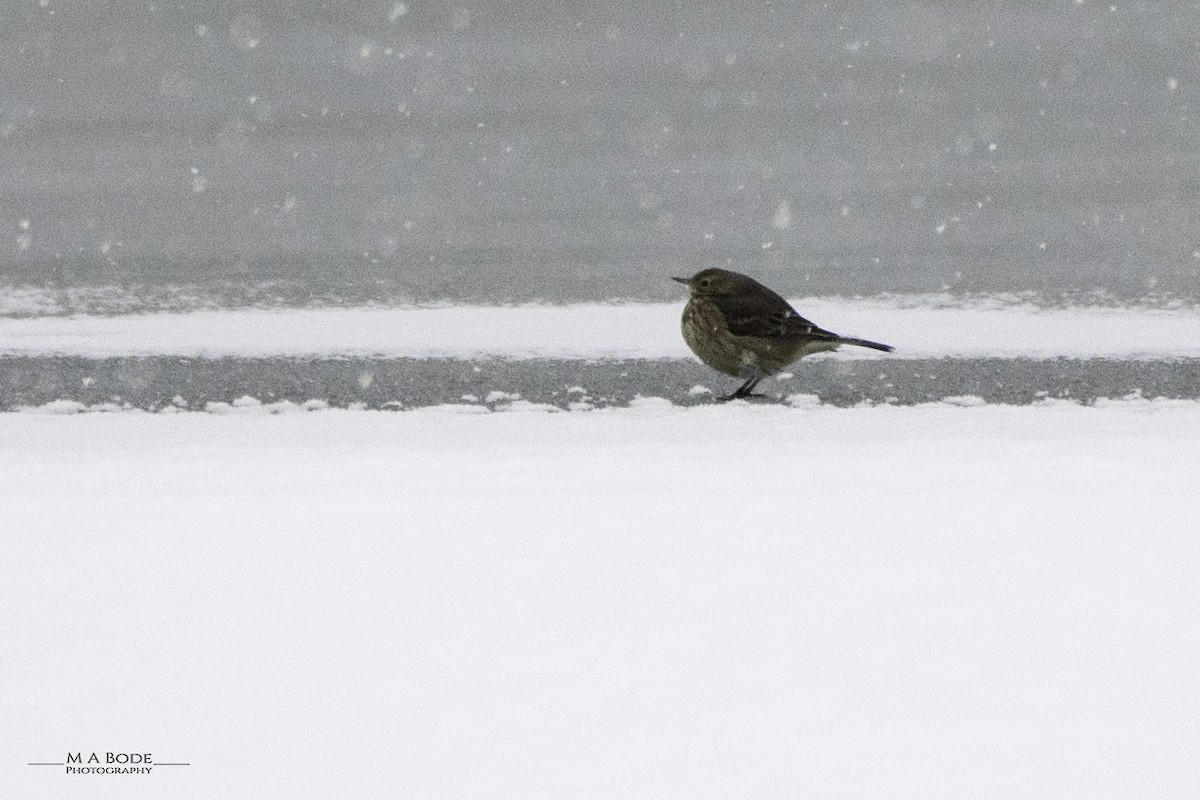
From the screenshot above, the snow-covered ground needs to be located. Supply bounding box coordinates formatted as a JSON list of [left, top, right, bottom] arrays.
[[3, 400, 1198, 799], [2, 298, 1199, 359]]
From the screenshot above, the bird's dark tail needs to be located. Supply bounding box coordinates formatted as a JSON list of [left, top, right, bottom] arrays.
[[838, 336, 894, 353]]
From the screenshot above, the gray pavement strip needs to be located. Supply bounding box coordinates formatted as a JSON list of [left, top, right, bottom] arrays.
[[2, 357, 1198, 411]]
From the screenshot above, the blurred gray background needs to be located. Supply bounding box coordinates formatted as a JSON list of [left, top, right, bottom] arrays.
[[3, 0, 1199, 306]]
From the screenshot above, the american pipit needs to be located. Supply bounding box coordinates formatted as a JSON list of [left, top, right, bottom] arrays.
[[673, 268, 894, 400]]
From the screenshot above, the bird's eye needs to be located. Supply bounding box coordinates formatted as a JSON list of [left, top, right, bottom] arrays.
[[699, 279, 710, 288]]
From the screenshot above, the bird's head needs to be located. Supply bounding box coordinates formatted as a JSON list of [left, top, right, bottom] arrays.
[[671, 268, 746, 297]]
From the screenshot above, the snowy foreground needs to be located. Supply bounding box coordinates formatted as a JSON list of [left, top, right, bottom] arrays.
[[3, 400, 1199, 799], [2, 298, 1199, 359]]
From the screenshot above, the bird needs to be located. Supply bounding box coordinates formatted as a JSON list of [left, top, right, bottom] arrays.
[[673, 268, 894, 400]]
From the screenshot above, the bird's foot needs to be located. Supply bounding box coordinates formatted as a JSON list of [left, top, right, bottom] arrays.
[[717, 392, 769, 402]]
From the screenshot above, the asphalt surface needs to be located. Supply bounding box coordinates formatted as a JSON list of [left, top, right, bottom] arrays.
[[3, 356, 1197, 411]]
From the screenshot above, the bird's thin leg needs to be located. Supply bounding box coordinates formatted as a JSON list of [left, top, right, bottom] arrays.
[[719, 377, 763, 401], [737, 378, 762, 398]]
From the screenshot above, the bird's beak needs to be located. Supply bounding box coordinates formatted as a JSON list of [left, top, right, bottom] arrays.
[[671, 276, 691, 285]]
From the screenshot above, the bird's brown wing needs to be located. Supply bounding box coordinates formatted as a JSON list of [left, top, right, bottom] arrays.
[[712, 292, 840, 342]]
